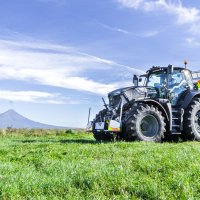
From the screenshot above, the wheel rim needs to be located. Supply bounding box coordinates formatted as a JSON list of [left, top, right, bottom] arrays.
[[194, 110, 200, 133], [140, 115, 159, 137]]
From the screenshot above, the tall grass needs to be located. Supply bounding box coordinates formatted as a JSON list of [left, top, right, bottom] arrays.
[[0, 130, 199, 199]]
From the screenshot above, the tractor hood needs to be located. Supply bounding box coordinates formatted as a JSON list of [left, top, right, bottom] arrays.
[[108, 86, 136, 97], [108, 86, 152, 107]]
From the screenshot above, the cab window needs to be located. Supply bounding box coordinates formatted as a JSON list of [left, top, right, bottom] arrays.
[[147, 71, 167, 88]]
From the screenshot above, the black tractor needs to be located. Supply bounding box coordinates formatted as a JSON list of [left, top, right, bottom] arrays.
[[87, 64, 200, 142]]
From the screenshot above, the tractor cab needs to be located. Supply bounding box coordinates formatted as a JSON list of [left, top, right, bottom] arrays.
[[140, 65, 194, 105]]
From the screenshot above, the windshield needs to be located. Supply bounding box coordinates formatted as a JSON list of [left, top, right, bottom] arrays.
[[146, 71, 167, 88]]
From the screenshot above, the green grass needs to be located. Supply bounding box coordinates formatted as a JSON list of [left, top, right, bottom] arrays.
[[0, 129, 200, 199]]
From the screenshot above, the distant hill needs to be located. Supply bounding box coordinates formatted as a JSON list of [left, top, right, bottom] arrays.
[[0, 109, 66, 129]]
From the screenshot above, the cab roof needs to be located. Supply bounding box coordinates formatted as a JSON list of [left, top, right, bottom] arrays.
[[147, 66, 191, 74]]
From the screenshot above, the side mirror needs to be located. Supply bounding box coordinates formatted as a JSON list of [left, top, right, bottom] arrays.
[[167, 64, 174, 74], [133, 75, 139, 86]]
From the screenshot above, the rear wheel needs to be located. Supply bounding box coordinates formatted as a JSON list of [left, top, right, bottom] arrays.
[[182, 98, 200, 141], [125, 103, 166, 142]]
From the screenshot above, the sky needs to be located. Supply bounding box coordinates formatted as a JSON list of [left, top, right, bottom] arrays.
[[0, 0, 200, 127]]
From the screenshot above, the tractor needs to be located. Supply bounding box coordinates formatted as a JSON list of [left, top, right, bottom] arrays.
[[86, 63, 200, 142]]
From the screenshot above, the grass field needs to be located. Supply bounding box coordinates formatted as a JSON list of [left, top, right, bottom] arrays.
[[0, 129, 200, 199]]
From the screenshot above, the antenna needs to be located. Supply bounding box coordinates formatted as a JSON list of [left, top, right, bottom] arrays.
[[184, 60, 188, 69]]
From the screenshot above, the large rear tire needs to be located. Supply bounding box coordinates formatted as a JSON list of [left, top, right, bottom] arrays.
[[125, 103, 166, 142], [182, 98, 200, 141]]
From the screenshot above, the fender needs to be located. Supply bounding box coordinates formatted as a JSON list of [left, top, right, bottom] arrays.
[[135, 99, 170, 121], [182, 90, 200, 109]]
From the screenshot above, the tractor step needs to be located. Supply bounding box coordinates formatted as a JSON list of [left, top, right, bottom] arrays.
[[171, 107, 183, 132], [171, 131, 182, 135], [172, 124, 180, 127], [172, 109, 179, 113]]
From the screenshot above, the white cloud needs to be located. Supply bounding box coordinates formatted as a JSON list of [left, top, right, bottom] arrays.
[[0, 90, 65, 104], [141, 30, 161, 37], [0, 39, 144, 96], [117, 0, 200, 32], [0, 90, 88, 105], [98, 21, 160, 37], [185, 37, 200, 47], [144, 0, 200, 25], [98, 22, 131, 34], [118, 0, 145, 9]]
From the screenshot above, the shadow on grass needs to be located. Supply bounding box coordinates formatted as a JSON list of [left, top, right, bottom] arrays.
[[17, 139, 100, 144], [16, 137, 186, 144], [60, 139, 97, 144]]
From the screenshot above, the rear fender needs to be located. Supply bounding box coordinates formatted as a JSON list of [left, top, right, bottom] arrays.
[[182, 91, 200, 109]]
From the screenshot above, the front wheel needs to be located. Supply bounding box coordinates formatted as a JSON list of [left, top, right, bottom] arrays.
[[93, 131, 114, 141], [93, 109, 114, 141], [125, 104, 166, 142]]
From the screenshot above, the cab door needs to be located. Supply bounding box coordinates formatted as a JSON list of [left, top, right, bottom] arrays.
[[168, 70, 193, 105]]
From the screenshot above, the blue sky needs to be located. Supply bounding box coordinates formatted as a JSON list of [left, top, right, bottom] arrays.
[[0, 0, 200, 127]]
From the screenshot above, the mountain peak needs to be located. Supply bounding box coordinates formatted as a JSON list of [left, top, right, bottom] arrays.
[[0, 109, 65, 129], [2, 109, 23, 118], [4, 109, 17, 114]]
